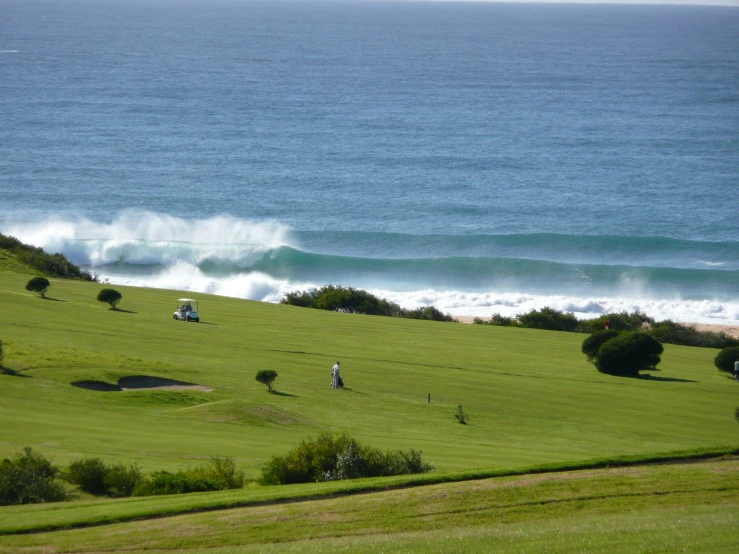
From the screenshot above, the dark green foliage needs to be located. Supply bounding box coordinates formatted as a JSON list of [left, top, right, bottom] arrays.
[[0, 448, 68, 505], [455, 404, 468, 424], [714, 347, 739, 375], [65, 458, 142, 497], [0, 233, 96, 281], [581, 330, 621, 361], [133, 471, 221, 496], [260, 431, 434, 485], [256, 369, 278, 391], [281, 285, 453, 322], [474, 314, 517, 326], [97, 288, 123, 309], [594, 332, 664, 377], [66, 458, 108, 495], [650, 321, 738, 349], [104, 463, 143, 497], [404, 306, 455, 322], [25, 276, 50, 297], [518, 307, 579, 332], [586, 312, 654, 333], [133, 457, 243, 496]]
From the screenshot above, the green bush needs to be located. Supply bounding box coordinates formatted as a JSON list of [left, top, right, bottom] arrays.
[[518, 307, 579, 332], [104, 463, 143, 497], [25, 276, 51, 298], [66, 457, 108, 495], [594, 332, 664, 377], [650, 321, 738, 349], [586, 312, 654, 333], [0, 448, 68, 505], [714, 347, 739, 376], [260, 432, 434, 485], [256, 369, 278, 391], [132, 457, 243, 496], [97, 288, 123, 309], [281, 285, 452, 322], [581, 330, 620, 361], [0, 233, 96, 281], [134, 471, 221, 496]]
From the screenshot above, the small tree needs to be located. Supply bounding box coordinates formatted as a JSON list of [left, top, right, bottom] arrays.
[[455, 404, 468, 424], [256, 369, 278, 392], [25, 276, 50, 298], [97, 288, 122, 310], [594, 331, 663, 377], [714, 346, 739, 376]]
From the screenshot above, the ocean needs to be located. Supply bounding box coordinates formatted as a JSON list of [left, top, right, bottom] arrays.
[[1, 0, 738, 324]]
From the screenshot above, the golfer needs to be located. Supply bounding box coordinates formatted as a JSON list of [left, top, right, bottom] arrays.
[[331, 361, 341, 389]]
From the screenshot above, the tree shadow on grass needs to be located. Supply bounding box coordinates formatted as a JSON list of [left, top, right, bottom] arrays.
[[198, 321, 218, 326], [640, 374, 697, 383], [269, 390, 298, 397], [109, 308, 137, 314], [41, 296, 66, 302], [1, 366, 32, 378]]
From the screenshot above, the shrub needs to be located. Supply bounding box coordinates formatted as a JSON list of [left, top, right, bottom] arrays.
[[25, 276, 51, 298], [455, 404, 468, 424], [650, 321, 738, 349], [517, 307, 579, 332], [594, 332, 663, 377], [0, 447, 68, 505], [66, 457, 108, 495], [581, 329, 620, 361], [0, 233, 96, 281], [260, 432, 434, 485], [134, 471, 221, 496], [586, 312, 654, 333], [256, 369, 278, 391], [490, 313, 517, 326], [104, 463, 143, 497], [404, 306, 455, 322], [714, 346, 739, 376], [97, 288, 122, 309], [187, 457, 245, 490]]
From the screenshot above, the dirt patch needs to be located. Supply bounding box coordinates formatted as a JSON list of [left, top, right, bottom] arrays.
[[72, 375, 212, 392]]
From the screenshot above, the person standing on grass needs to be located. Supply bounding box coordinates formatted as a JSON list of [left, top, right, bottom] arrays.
[[331, 361, 341, 389]]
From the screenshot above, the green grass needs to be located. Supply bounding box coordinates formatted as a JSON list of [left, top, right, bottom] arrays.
[[0, 459, 737, 553], [1, 264, 736, 476]]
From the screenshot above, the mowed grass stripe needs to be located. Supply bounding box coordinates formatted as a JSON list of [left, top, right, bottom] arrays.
[[0, 459, 736, 553]]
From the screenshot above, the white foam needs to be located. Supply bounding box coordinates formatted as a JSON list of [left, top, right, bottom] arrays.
[[1, 210, 293, 267]]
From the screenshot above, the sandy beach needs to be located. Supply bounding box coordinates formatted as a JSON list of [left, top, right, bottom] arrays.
[[453, 316, 739, 339]]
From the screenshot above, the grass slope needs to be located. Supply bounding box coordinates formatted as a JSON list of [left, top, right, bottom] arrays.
[[0, 459, 737, 553], [1, 259, 737, 479]]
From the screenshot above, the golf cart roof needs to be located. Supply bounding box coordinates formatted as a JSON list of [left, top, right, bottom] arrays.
[[178, 298, 197, 302]]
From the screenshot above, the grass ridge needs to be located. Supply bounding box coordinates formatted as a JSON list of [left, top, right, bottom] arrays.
[[1, 445, 736, 536]]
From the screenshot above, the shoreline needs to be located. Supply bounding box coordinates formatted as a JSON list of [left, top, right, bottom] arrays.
[[453, 316, 739, 339]]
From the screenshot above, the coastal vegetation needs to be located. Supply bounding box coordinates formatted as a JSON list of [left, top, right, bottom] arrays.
[[475, 308, 738, 349], [282, 285, 454, 321], [0, 233, 96, 281], [714, 346, 739, 376]]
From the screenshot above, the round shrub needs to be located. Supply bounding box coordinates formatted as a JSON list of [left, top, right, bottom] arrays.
[[518, 307, 579, 332], [256, 369, 278, 391], [25, 276, 50, 298], [581, 330, 620, 361], [714, 346, 739, 376], [97, 288, 122, 309], [594, 331, 663, 377], [66, 458, 108, 495]]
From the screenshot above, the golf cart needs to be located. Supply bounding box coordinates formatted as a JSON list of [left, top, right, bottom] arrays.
[[173, 298, 200, 322]]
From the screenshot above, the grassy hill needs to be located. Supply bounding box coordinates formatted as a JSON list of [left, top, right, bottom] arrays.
[[1, 254, 736, 477]]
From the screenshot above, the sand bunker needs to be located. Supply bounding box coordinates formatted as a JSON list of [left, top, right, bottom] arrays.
[[72, 376, 212, 392]]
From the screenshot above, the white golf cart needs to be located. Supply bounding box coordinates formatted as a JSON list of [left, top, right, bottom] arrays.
[[173, 298, 200, 322]]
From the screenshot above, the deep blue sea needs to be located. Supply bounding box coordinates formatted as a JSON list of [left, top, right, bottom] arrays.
[[2, 0, 738, 323]]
